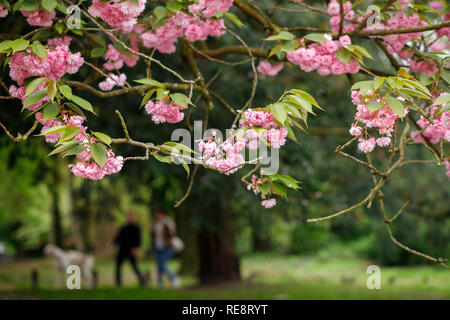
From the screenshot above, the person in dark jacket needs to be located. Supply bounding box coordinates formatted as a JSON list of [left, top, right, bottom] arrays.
[[114, 211, 144, 288], [151, 210, 180, 288]]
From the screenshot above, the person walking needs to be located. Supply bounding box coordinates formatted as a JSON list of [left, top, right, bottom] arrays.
[[151, 210, 181, 288], [114, 211, 144, 288]]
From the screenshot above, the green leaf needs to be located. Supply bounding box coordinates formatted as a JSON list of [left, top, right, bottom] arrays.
[[336, 49, 351, 63], [58, 84, 72, 99], [90, 47, 107, 58], [440, 69, 450, 85], [0, 40, 12, 53], [164, 141, 196, 154], [154, 6, 168, 19], [63, 144, 86, 157], [140, 88, 157, 108], [23, 90, 47, 110], [303, 33, 327, 43], [70, 95, 95, 113], [269, 103, 288, 125], [170, 93, 190, 107], [373, 76, 384, 90], [11, 39, 29, 53], [133, 78, 164, 87], [91, 142, 109, 168], [41, 0, 57, 11], [43, 102, 59, 120], [48, 141, 80, 156], [166, 1, 182, 12], [58, 126, 80, 145], [39, 125, 66, 136], [258, 182, 271, 195], [47, 80, 57, 101], [93, 132, 112, 146], [156, 88, 169, 100], [20, 0, 39, 11], [271, 181, 287, 199], [398, 87, 431, 99], [286, 94, 314, 114], [266, 174, 301, 189], [290, 89, 321, 109], [432, 94, 450, 106], [153, 152, 173, 164], [55, 22, 64, 34], [31, 41, 47, 59], [385, 96, 404, 117], [265, 31, 295, 41], [223, 12, 244, 28], [25, 77, 47, 96], [87, 33, 106, 48], [367, 100, 383, 113], [180, 159, 190, 179]]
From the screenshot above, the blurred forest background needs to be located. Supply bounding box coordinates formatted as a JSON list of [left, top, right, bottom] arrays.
[[0, 0, 449, 298]]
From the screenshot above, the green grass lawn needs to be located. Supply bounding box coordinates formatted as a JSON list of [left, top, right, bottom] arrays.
[[1, 252, 449, 300]]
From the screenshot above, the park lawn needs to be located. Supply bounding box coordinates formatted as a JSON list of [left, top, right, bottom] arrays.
[[0, 253, 449, 300]]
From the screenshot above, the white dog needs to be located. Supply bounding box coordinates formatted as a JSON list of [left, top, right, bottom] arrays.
[[44, 244, 95, 288]]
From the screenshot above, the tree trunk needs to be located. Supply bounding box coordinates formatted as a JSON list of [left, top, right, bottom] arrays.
[[50, 165, 63, 247], [198, 191, 240, 285]]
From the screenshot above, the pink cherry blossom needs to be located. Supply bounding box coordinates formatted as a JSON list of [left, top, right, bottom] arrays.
[[358, 137, 376, 153], [144, 99, 187, 124], [257, 61, 284, 76], [21, 8, 55, 26], [261, 198, 276, 208], [88, 0, 146, 33], [0, 5, 8, 18]]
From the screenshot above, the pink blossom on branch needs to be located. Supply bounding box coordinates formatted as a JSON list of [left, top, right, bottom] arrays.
[[0, 5, 8, 18], [144, 98, 187, 124], [257, 61, 284, 76], [88, 0, 146, 33], [21, 8, 55, 26]]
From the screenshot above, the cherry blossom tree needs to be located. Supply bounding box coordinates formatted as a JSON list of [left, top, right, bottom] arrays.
[[0, 0, 449, 268]]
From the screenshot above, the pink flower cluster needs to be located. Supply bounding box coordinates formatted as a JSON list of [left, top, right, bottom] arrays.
[[287, 39, 360, 76], [409, 60, 439, 77], [103, 44, 138, 71], [8, 45, 84, 110], [240, 109, 277, 128], [411, 102, 450, 144], [257, 61, 284, 76], [21, 8, 55, 26], [35, 111, 62, 143], [88, 0, 146, 33], [261, 198, 276, 208], [70, 149, 124, 180], [198, 133, 245, 175], [0, 5, 8, 18], [99, 73, 127, 91], [140, 12, 226, 54], [328, 0, 357, 34], [239, 109, 288, 149], [189, 0, 233, 18], [382, 11, 427, 59], [9, 45, 84, 86], [144, 98, 187, 124], [436, 12, 450, 39], [349, 90, 407, 153]]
